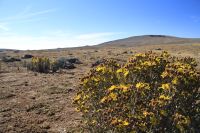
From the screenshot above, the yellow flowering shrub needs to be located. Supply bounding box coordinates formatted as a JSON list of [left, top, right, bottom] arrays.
[[74, 51, 200, 132], [27, 57, 58, 73]]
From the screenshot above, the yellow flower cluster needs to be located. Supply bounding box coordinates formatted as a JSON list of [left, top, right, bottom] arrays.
[[136, 82, 150, 90], [159, 94, 171, 100], [100, 84, 131, 103], [108, 84, 130, 92], [111, 118, 130, 127], [160, 83, 170, 91], [117, 68, 129, 77], [96, 66, 107, 73]]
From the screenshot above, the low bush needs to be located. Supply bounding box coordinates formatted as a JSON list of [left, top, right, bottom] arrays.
[[55, 57, 69, 69], [27, 57, 81, 73], [2, 56, 21, 62], [22, 54, 34, 59], [53, 57, 80, 69], [27, 57, 52, 73], [74, 51, 200, 132]]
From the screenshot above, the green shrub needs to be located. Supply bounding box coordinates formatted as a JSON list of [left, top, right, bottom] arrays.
[[74, 51, 200, 132], [2, 56, 21, 62], [55, 57, 66, 68], [51, 60, 60, 73], [54, 57, 79, 69]]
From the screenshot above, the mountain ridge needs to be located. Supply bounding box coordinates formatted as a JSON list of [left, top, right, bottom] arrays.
[[96, 35, 200, 47]]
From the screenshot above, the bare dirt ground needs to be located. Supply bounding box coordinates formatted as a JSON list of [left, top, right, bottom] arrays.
[[0, 44, 200, 133]]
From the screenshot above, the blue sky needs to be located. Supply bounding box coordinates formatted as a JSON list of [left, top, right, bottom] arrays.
[[0, 0, 199, 50]]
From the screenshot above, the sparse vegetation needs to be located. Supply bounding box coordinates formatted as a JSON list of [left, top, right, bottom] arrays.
[[27, 57, 52, 73], [1, 44, 200, 133], [26, 57, 82, 73], [74, 51, 200, 132], [192, 43, 200, 46], [2, 56, 21, 62]]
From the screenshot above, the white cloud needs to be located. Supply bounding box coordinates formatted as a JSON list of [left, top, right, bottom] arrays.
[[0, 6, 57, 32], [0, 8, 56, 22], [0, 32, 121, 50]]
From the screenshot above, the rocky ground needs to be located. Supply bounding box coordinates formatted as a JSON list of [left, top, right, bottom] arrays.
[[0, 44, 199, 133]]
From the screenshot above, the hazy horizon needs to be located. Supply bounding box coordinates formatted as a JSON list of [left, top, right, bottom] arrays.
[[0, 0, 200, 50]]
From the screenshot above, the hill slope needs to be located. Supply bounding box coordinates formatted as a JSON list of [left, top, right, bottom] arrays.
[[97, 35, 200, 47]]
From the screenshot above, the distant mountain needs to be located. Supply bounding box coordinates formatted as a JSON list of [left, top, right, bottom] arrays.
[[97, 35, 200, 47], [0, 48, 14, 51]]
